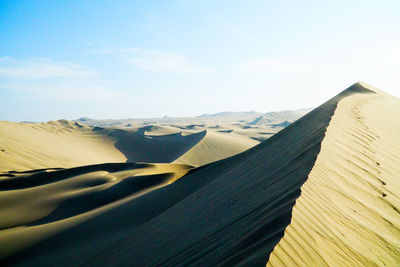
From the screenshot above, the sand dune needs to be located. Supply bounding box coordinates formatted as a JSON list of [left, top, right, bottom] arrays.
[[107, 127, 207, 163], [0, 121, 251, 171], [0, 120, 126, 171], [1, 82, 399, 266], [1, 109, 303, 171], [173, 130, 258, 166]]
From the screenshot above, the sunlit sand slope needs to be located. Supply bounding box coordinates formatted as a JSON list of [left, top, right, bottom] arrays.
[[174, 130, 258, 166], [0, 120, 126, 171], [268, 83, 400, 266]]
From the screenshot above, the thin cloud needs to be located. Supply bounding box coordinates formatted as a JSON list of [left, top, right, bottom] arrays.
[[95, 48, 213, 74], [0, 57, 96, 79], [0, 57, 120, 102], [0, 80, 121, 102], [240, 58, 304, 74]]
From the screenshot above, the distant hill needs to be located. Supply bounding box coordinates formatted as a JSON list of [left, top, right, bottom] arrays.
[[74, 108, 310, 127], [197, 111, 260, 118]]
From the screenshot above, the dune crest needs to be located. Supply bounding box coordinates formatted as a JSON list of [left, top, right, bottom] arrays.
[[79, 84, 371, 266]]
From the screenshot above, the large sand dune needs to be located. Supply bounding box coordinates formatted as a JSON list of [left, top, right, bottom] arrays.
[[268, 83, 400, 266], [1, 82, 399, 266]]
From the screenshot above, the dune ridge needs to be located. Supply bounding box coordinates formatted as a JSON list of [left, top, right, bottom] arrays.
[[267, 82, 400, 266], [78, 85, 369, 266]]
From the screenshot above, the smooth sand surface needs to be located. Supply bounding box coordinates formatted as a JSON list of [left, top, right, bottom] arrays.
[[0, 120, 126, 171], [0, 162, 192, 262], [1, 83, 399, 266]]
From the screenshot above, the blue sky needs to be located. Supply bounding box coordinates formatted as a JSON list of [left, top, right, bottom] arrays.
[[1, 0, 399, 121]]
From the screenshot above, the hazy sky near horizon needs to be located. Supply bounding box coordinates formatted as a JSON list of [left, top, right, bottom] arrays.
[[1, 0, 399, 121]]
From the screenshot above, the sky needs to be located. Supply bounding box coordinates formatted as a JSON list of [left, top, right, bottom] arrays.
[[1, 0, 399, 121]]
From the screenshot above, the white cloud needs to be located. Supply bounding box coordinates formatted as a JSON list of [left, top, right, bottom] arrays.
[[0, 80, 121, 102], [0, 57, 96, 79], [95, 48, 212, 74]]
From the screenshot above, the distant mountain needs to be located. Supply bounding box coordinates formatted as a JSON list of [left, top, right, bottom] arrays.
[[74, 109, 310, 127], [197, 111, 260, 118]]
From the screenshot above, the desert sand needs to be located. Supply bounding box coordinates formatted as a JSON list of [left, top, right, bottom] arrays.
[[1, 82, 399, 266], [0, 109, 306, 171]]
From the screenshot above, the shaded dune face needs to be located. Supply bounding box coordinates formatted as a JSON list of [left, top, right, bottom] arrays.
[[109, 129, 207, 163], [0, 163, 192, 263], [0, 163, 150, 190]]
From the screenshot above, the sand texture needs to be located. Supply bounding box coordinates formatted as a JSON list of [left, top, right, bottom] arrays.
[[268, 82, 400, 266]]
